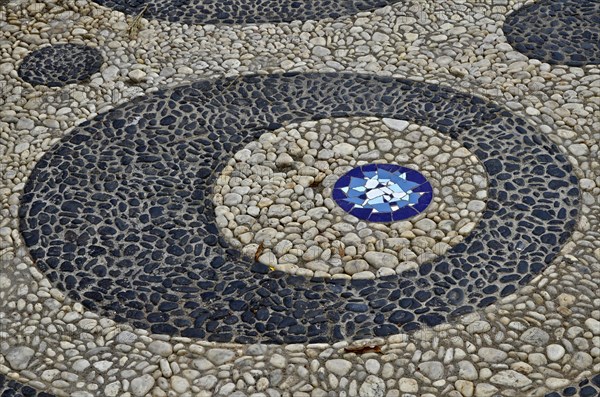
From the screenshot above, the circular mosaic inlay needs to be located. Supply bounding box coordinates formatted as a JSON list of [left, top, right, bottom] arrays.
[[213, 117, 488, 280], [333, 164, 433, 223], [17, 44, 103, 87], [503, 0, 600, 67], [20, 73, 580, 343]]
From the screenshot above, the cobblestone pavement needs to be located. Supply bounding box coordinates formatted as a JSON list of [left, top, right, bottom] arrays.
[[0, 0, 598, 396]]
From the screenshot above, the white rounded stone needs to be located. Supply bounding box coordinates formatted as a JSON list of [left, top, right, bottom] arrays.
[[363, 252, 399, 269], [206, 348, 236, 365], [489, 370, 532, 387], [546, 344, 566, 361], [4, 346, 35, 370], [359, 375, 385, 397], [130, 374, 155, 396], [398, 378, 418, 393], [325, 359, 352, 376], [333, 142, 355, 156], [148, 340, 173, 357], [417, 361, 444, 380], [382, 118, 409, 132], [365, 359, 381, 375]]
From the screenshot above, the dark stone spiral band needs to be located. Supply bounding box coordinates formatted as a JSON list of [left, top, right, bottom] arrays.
[[19, 73, 579, 344]]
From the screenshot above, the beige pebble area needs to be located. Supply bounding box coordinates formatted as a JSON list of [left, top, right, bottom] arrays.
[[213, 117, 488, 279], [0, 0, 599, 396]]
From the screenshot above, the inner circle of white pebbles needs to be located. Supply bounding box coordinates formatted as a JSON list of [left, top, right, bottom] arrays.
[[212, 117, 488, 279]]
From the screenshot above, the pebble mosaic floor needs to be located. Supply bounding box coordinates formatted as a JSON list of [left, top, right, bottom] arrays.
[[88, 0, 400, 25], [212, 117, 491, 279], [502, 0, 600, 67], [1, 0, 599, 396], [18, 72, 581, 343], [0, 374, 54, 397]]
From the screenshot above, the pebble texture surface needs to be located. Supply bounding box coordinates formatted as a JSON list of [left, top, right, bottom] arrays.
[[91, 0, 400, 24], [20, 73, 579, 343], [544, 374, 600, 397], [503, 0, 600, 66], [0, 374, 55, 397], [213, 117, 488, 278], [1, 0, 599, 395], [17, 44, 104, 87]]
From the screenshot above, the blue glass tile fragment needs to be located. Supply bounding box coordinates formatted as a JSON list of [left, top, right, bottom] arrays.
[[333, 164, 433, 222]]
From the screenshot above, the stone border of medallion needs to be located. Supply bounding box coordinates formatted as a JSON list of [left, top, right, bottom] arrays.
[[17, 44, 104, 88], [502, 0, 600, 67], [89, 0, 403, 25], [212, 117, 489, 279], [19, 72, 580, 344]]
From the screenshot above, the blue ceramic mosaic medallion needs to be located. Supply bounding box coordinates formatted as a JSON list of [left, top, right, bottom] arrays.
[[332, 164, 433, 222]]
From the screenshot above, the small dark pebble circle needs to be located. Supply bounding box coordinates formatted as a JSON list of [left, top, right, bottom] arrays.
[[503, 0, 600, 67], [90, 0, 400, 24], [19, 73, 580, 344], [544, 374, 600, 397], [17, 44, 103, 87], [0, 374, 56, 397]]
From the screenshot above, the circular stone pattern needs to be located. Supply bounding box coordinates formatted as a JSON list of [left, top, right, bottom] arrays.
[[20, 73, 580, 344], [90, 0, 399, 24], [503, 0, 600, 67], [18, 44, 103, 87], [213, 117, 488, 279], [332, 164, 433, 222]]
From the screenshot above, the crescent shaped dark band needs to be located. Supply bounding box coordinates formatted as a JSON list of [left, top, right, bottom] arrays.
[[90, 0, 398, 24]]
